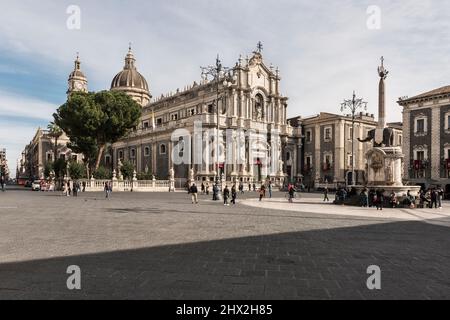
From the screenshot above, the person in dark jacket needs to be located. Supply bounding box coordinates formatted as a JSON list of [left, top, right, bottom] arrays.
[[375, 189, 384, 211], [231, 184, 237, 205], [323, 187, 329, 202], [430, 188, 438, 209], [212, 183, 218, 201], [223, 185, 230, 206], [190, 183, 198, 204]]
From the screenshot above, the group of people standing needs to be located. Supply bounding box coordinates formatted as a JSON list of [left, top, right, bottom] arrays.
[[62, 180, 85, 197], [417, 187, 444, 209], [335, 186, 445, 210], [189, 180, 275, 205]]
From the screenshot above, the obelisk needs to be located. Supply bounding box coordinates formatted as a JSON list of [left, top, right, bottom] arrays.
[[377, 56, 389, 129]]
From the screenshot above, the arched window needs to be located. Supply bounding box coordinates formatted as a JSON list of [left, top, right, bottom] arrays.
[[160, 144, 166, 155], [130, 148, 136, 159], [144, 147, 150, 157]]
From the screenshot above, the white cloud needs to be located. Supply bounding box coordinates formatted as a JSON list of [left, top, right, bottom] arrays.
[[0, 90, 57, 121]]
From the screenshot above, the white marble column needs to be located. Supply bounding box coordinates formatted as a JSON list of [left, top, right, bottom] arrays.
[[403, 109, 411, 179]]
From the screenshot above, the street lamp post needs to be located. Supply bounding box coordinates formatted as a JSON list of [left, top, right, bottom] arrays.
[[201, 55, 236, 200], [341, 91, 367, 187]]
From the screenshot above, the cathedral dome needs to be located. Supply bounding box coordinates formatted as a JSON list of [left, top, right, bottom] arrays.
[[110, 46, 151, 106], [111, 68, 149, 91]]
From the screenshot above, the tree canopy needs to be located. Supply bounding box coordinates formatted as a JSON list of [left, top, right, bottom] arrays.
[[54, 91, 141, 171]]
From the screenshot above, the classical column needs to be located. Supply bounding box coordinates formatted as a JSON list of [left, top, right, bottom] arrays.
[[335, 120, 345, 182], [136, 146, 142, 173], [431, 106, 441, 180], [403, 109, 411, 179], [203, 131, 210, 175], [314, 124, 321, 183], [378, 56, 388, 129], [152, 142, 157, 176], [358, 124, 364, 170]]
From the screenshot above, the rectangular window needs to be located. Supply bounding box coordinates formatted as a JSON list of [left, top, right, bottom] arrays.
[[416, 119, 425, 133], [157, 118, 162, 125], [208, 104, 214, 114], [417, 151, 425, 161], [325, 155, 332, 165], [348, 155, 353, 167], [447, 149, 450, 159], [171, 113, 178, 121], [447, 115, 450, 129], [143, 121, 149, 129], [324, 128, 332, 141], [398, 135, 402, 146], [306, 130, 312, 143], [349, 127, 353, 140]]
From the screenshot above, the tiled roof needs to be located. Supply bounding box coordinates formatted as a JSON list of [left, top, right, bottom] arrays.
[[407, 85, 450, 100]]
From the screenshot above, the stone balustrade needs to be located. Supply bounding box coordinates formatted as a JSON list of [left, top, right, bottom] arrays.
[[80, 179, 172, 192]]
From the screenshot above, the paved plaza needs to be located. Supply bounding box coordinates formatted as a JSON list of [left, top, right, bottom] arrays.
[[0, 187, 449, 300]]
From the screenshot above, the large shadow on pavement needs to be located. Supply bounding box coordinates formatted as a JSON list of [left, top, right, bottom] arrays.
[[1, 218, 449, 300]]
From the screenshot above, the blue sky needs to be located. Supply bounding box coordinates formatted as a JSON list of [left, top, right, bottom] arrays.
[[1, 0, 450, 174]]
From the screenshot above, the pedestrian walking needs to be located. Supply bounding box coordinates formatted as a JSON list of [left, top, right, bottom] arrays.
[[105, 181, 110, 199], [190, 183, 199, 204], [268, 181, 273, 198], [430, 188, 438, 209], [73, 181, 78, 197], [82, 181, 86, 192], [259, 185, 266, 202], [323, 187, 329, 202], [212, 183, 218, 201], [437, 186, 443, 209], [375, 189, 384, 211], [0, 176, 5, 192], [223, 185, 230, 206], [205, 182, 210, 196], [360, 188, 369, 207], [231, 184, 237, 205], [201, 183, 205, 195], [239, 182, 244, 194], [248, 183, 251, 193]]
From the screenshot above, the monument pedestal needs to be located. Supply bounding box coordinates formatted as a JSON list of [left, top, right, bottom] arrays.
[[356, 146, 420, 197]]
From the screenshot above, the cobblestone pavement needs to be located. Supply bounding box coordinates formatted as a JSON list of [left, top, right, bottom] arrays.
[[0, 188, 449, 300]]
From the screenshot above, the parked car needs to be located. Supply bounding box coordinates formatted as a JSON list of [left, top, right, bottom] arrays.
[[31, 180, 41, 191], [24, 180, 32, 188]]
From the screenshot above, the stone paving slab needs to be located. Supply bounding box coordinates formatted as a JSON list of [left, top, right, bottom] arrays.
[[0, 189, 449, 299]]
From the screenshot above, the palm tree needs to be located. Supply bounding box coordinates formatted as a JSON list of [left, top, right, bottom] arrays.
[[47, 122, 63, 161]]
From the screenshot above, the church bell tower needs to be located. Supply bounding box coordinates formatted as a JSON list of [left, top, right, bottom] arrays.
[[67, 53, 88, 96]]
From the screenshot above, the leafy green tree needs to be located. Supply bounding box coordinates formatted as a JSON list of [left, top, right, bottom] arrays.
[[94, 166, 112, 180], [47, 122, 63, 158], [68, 162, 86, 180], [120, 160, 135, 181], [54, 91, 141, 171], [53, 158, 67, 179], [137, 172, 153, 180], [44, 162, 53, 179]]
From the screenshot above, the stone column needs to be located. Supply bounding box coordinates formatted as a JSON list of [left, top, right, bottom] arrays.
[[431, 106, 441, 180], [403, 109, 411, 179], [335, 120, 345, 182], [314, 124, 321, 184], [203, 131, 210, 175]]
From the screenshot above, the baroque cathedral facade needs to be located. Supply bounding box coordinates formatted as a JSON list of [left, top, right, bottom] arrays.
[[67, 45, 300, 186]]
